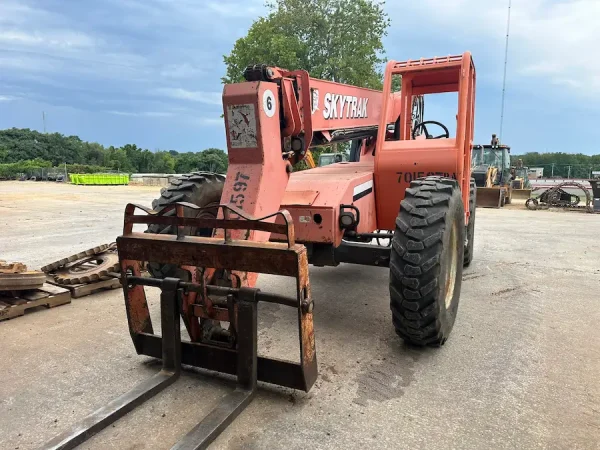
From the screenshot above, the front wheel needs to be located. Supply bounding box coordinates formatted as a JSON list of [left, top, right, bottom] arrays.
[[389, 177, 465, 346]]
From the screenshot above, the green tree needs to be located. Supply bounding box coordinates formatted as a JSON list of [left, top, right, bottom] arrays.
[[175, 152, 201, 173], [197, 148, 228, 173], [223, 0, 390, 89], [511, 152, 600, 178], [151, 151, 176, 173], [0, 128, 227, 175]]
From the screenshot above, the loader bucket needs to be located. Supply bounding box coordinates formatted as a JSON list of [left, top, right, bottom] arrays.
[[44, 202, 316, 450], [476, 187, 505, 208], [512, 188, 532, 200]]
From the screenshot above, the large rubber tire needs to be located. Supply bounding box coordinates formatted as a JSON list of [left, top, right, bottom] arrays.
[[146, 172, 225, 279], [389, 176, 465, 346], [463, 179, 476, 267]]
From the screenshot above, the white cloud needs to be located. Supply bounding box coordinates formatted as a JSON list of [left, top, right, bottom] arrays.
[[160, 63, 205, 79], [396, 0, 600, 96], [109, 0, 265, 33], [205, 1, 263, 17], [108, 110, 174, 117], [0, 1, 56, 26], [0, 95, 17, 102], [156, 88, 222, 105], [0, 30, 96, 49], [197, 117, 224, 126]]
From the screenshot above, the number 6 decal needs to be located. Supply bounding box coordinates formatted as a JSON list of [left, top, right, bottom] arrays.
[[263, 90, 276, 118]]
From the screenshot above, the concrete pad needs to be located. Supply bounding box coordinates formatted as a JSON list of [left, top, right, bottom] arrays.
[[0, 182, 599, 449]]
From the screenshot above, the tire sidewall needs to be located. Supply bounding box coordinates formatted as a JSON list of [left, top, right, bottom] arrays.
[[181, 180, 224, 236], [436, 188, 465, 337], [464, 181, 476, 265]]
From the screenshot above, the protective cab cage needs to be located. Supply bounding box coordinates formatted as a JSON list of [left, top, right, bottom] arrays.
[[43, 203, 316, 450]]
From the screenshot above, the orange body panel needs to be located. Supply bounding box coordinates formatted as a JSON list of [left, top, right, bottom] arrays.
[[375, 53, 476, 226], [219, 53, 476, 276], [220, 81, 290, 286], [375, 139, 459, 229], [275, 161, 376, 245], [306, 78, 383, 132]]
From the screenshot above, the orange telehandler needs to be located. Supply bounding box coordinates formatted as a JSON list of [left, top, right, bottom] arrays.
[[46, 53, 476, 449]]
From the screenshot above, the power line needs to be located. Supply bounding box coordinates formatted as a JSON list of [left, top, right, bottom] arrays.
[[499, 0, 512, 141]]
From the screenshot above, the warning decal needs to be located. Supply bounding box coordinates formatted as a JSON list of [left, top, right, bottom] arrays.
[[227, 104, 257, 148]]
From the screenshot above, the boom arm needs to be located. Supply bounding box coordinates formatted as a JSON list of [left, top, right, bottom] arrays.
[[241, 65, 391, 165]]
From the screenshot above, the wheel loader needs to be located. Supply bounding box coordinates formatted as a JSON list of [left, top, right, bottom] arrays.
[[471, 134, 513, 207], [510, 158, 533, 200], [45, 53, 477, 450]]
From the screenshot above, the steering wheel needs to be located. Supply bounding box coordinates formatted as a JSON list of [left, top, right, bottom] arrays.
[[412, 120, 450, 139]]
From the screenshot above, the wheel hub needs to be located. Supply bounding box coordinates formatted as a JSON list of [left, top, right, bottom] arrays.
[[443, 221, 458, 309]]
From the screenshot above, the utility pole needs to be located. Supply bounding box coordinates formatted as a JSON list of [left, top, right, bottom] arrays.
[[42, 111, 46, 133], [551, 163, 555, 177], [499, 0, 512, 141], [567, 165, 571, 179]]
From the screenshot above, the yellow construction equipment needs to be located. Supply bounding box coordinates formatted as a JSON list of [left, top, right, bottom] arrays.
[[471, 134, 512, 208], [510, 159, 532, 200]]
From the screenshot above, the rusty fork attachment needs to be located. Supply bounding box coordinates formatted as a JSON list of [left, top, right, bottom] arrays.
[[43, 203, 317, 450]]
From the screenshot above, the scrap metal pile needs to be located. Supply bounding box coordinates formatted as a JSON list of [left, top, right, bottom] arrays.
[[0, 261, 45, 291], [41, 243, 119, 285], [526, 181, 593, 213], [1, 244, 122, 322]]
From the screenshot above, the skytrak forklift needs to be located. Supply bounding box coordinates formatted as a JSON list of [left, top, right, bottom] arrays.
[[46, 53, 477, 450]]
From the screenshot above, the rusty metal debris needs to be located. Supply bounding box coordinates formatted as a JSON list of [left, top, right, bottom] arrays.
[[40, 244, 113, 273], [41, 243, 120, 286], [0, 261, 27, 274], [52, 252, 120, 285], [0, 261, 45, 291], [526, 181, 593, 213]]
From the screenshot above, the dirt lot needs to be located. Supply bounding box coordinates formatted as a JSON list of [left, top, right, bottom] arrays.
[[1, 181, 599, 450]]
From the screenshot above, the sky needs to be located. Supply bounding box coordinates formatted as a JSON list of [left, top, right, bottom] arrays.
[[0, 0, 598, 155]]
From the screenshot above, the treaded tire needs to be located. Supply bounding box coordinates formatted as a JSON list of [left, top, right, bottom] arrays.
[[146, 172, 225, 279], [389, 176, 465, 346], [464, 178, 476, 266]]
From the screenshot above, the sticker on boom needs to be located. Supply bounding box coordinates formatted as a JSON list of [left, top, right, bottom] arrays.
[[397, 171, 457, 183], [323, 94, 368, 120], [227, 104, 257, 148]]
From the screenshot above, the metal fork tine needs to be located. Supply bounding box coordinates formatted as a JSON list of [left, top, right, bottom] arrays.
[[41, 279, 182, 450]]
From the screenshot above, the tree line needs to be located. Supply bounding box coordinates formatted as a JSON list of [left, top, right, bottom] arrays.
[[0, 128, 228, 179], [511, 152, 600, 178]]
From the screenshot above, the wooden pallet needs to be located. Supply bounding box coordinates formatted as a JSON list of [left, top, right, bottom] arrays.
[[46, 276, 121, 298], [0, 283, 71, 321]]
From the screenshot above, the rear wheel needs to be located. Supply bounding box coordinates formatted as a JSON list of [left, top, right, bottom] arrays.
[[464, 178, 476, 266], [389, 176, 465, 346], [146, 172, 225, 279]]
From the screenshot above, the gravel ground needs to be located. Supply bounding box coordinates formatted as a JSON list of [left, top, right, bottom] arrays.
[[0, 181, 599, 450]]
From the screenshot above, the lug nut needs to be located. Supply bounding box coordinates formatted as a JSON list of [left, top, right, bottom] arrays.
[[301, 299, 314, 314]]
